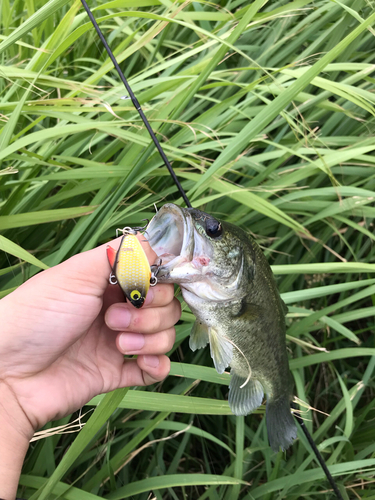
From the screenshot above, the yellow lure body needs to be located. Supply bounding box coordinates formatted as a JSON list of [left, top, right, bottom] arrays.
[[107, 234, 151, 308]]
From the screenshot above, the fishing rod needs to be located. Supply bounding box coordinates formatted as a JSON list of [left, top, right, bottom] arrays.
[[80, 3, 343, 499], [80, 0, 191, 208]]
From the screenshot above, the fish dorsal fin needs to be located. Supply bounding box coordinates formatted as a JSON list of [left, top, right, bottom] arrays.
[[189, 321, 209, 351], [209, 327, 233, 374], [228, 371, 264, 416]]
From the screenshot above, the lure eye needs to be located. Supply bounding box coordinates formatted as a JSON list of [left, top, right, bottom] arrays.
[[130, 290, 142, 301], [206, 218, 222, 238]]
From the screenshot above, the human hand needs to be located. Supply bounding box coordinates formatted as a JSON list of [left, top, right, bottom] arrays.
[[0, 235, 180, 450]]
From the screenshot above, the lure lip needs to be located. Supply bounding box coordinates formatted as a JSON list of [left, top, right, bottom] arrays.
[[129, 295, 145, 308]]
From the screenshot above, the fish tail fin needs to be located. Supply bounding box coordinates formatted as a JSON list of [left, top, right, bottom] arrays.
[[228, 371, 264, 416], [266, 397, 297, 452]]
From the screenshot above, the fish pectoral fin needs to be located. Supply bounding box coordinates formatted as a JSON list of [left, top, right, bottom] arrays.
[[189, 321, 209, 351], [231, 298, 260, 320], [208, 327, 233, 374], [228, 371, 264, 416]]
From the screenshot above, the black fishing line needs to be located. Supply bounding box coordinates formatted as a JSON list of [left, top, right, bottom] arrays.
[[291, 404, 344, 500], [81, 4, 343, 499], [80, 0, 191, 208]]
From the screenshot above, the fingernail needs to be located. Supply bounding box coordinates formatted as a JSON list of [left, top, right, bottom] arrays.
[[143, 355, 160, 368], [119, 333, 145, 352], [144, 289, 154, 306]]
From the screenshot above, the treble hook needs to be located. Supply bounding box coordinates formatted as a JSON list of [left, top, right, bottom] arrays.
[[132, 218, 150, 233], [116, 219, 150, 238]]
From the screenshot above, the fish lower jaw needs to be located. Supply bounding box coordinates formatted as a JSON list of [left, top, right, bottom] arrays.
[[155, 259, 201, 283], [181, 284, 236, 303], [156, 254, 214, 282], [156, 253, 209, 269]]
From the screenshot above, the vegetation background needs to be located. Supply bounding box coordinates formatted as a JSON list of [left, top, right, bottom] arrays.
[[1, 0, 375, 498]]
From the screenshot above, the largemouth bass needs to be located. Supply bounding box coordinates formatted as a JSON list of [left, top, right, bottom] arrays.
[[147, 203, 297, 451]]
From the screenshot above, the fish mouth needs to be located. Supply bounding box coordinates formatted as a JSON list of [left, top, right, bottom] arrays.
[[146, 203, 208, 282]]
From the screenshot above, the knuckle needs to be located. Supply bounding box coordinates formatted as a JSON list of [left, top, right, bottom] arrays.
[[134, 308, 162, 332], [132, 299, 180, 334], [131, 313, 143, 329], [156, 283, 174, 305], [152, 308, 164, 331], [166, 327, 176, 351], [165, 284, 175, 302], [173, 298, 182, 320], [158, 328, 175, 352], [155, 357, 170, 380], [142, 356, 170, 383]]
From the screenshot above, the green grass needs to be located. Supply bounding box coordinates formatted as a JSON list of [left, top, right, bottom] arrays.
[[1, 0, 375, 498]]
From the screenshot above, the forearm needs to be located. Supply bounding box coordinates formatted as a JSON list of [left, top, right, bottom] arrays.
[[0, 384, 33, 500]]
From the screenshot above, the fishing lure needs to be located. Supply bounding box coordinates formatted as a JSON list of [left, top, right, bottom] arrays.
[[107, 225, 158, 308]]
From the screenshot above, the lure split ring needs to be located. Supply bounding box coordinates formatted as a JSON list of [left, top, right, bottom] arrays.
[[109, 272, 118, 285], [150, 259, 162, 287]]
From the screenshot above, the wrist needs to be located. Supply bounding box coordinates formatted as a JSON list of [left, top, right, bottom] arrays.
[[0, 383, 33, 500]]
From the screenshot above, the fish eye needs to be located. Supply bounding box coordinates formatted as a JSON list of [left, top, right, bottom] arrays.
[[205, 218, 222, 238]]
